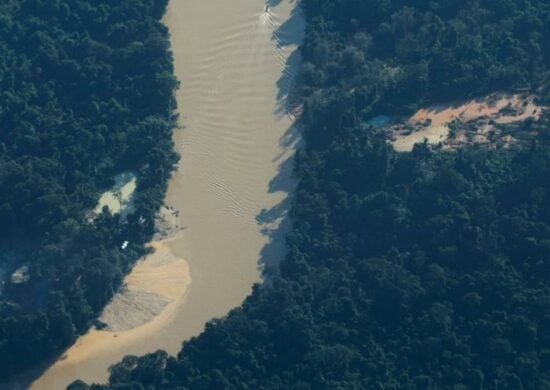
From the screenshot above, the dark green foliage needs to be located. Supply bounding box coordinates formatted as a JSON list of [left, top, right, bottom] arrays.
[[0, 0, 177, 379], [300, 0, 549, 108], [88, 0, 550, 388]]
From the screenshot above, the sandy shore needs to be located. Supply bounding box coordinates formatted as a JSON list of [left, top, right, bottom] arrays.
[[28, 1, 304, 388], [27, 241, 190, 389]]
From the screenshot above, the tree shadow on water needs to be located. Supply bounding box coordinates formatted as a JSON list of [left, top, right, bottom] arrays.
[[272, 2, 305, 119], [4, 1, 304, 388], [257, 0, 305, 280]]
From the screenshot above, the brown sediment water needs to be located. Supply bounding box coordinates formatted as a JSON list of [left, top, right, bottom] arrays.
[[28, 0, 303, 388]]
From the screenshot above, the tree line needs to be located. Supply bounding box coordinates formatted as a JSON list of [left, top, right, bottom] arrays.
[[0, 0, 178, 379], [74, 0, 550, 389]]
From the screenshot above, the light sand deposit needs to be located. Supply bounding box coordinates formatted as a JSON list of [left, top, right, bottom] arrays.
[[91, 172, 137, 219], [392, 125, 449, 152], [99, 242, 187, 332], [390, 93, 545, 151], [409, 93, 542, 125], [27, 242, 190, 389], [30, 1, 303, 388]]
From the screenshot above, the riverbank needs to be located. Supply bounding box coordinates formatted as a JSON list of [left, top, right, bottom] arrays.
[[29, 241, 190, 388], [28, 1, 304, 388]]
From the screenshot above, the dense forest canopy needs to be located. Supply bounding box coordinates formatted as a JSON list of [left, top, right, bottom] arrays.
[[0, 0, 178, 379], [72, 0, 550, 389]]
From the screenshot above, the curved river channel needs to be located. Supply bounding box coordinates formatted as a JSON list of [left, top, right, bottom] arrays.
[[25, 0, 304, 388]]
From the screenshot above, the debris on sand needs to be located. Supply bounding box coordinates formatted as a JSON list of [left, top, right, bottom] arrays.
[[386, 93, 546, 152]]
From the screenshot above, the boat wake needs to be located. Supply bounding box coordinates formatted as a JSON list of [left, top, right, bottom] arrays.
[[30, 1, 305, 388]]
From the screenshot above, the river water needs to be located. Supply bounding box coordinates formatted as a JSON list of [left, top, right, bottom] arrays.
[[26, 1, 304, 388]]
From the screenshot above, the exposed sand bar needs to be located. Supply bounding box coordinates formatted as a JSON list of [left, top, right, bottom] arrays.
[[28, 0, 304, 388]]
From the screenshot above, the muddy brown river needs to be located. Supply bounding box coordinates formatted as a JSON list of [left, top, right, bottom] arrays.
[[25, 0, 304, 388]]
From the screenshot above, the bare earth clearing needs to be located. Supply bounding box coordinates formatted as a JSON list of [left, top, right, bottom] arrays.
[[389, 93, 546, 152]]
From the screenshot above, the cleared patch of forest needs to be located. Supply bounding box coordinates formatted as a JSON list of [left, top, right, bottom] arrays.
[[388, 93, 547, 151], [74, 0, 550, 389], [41, 0, 550, 388]]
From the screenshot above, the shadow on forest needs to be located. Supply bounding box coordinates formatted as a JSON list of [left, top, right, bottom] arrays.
[[0, 355, 59, 390], [256, 0, 305, 278]]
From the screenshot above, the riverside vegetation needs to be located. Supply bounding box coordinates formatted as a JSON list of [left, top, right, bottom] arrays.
[[29, 0, 303, 387], [73, 0, 550, 389], [0, 0, 178, 379], [0, 0, 549, 388]]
